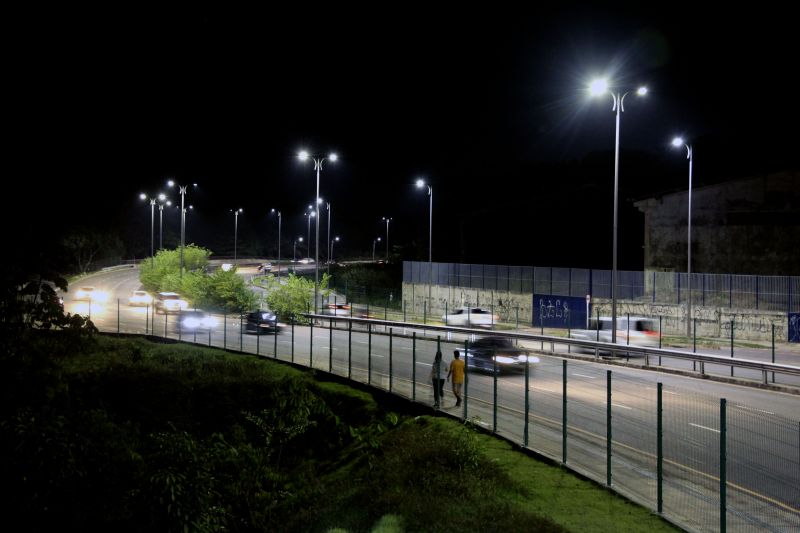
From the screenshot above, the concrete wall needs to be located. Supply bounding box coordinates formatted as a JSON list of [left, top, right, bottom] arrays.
[[403, 282, 787, 341]]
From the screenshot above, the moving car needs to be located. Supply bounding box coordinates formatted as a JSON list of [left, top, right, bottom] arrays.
[[128, 290, 152, 306], [464, 336, 539, 374], [323, 303, 351, 316], [442, 306, 499, 327], [74, 286, 109, 302], [243, 310, 282, 334], [568, 316, 659, 354], [257, 262, 273, 273], [154, 292, 189, 314], [177, 310, 218, 331]]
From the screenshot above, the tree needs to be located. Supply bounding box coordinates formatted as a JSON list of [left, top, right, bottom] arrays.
[[61, 227, 124, 274], [263, 273, 331, 322]]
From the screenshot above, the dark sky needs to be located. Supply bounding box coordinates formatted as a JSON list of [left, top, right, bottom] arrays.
[[10, 4, 799, 270]]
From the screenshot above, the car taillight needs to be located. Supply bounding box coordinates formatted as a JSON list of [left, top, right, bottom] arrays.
[[644, 330, 658, 336]]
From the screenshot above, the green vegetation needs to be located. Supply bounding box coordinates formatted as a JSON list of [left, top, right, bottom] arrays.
[[260, 272, 331, 322], [0, 331, 677, 532], [139, 246, 258, 312], [329, 263, 402, 308]]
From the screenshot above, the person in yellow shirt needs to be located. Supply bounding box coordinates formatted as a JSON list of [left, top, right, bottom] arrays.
[[447, 350, 465, 407]]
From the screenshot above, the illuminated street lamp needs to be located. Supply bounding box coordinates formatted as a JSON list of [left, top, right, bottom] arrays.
[[270, 208, 282, 278], [158, 198, 172, 250], [139, 192, 164, 267], [293, 237, 303, 262], [416, 178, 434, 304], [231, 208, 243, 263], [329, 236, 340, 273], [372, 237, 382, 262], [588, 78, 648, 343], [304, 208, 315, 259], [382, 217, 392, 261], [298, 149, 338, 312], [672, 136, 694, 336], [167, 180, 197, 279]]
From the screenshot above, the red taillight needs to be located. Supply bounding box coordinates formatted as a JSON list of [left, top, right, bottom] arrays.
[[644, 330, 658, 336]]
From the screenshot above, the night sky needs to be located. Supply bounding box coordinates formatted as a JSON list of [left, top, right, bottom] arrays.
[[10, 5, 799, 270]]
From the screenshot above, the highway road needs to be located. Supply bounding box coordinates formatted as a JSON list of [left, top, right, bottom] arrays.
[[62, 266, 800, 532]]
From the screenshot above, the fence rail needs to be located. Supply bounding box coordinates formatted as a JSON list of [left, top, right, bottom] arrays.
[[404, 262, 800, 313]]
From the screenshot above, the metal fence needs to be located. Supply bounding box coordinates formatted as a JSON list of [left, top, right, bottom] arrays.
[[404, 262, 800, 313], [90, 308, 800, 533]]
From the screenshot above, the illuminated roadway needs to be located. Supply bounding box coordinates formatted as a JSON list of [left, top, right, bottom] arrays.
[[63, 266, 800, 532]]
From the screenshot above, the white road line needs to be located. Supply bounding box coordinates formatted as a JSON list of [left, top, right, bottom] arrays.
[[689, 423, 720, 433], [612, 403, 632, 410], [573, 373, 596, 379]]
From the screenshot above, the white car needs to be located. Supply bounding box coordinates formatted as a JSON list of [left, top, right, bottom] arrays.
[[154, 292, 189, 314], [442, 306, 499, 327], [178, 310, 218, 331], [323, 303, 351, 316], [569, 316, 659, 353], [128, 290, 153, 306], [74, 286, 109, 302]]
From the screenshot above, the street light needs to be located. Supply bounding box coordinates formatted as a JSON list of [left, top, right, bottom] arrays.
[[382, 216, 392, 261], [158, 197, 172, 250], [270, 208, 282, 278], [298, 149, 338, 312], [325, 200, 332, 267], [293, 237, 303, 262], [329, 236, 340, 272], [672, 136, 694, 336], [588, 78, 648, 343], [231, 208, 243, 263], [139, 192, 162, 267], [167, 180, 197, 279], [372, 237, 382, 262], [304, 208, 315, 259], [416, 178, 434, 305]]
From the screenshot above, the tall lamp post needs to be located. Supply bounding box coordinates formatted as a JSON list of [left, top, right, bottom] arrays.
[[231, 208, 243, 263], [168, 180, 197, 279], [304, 207, 315, 259], [372, 237, 382, 262], [298, 150, 338, 313], [325, 200, 331, 266], [672, 137, 694, 336], [382, 216, 392, 261], [140, 192, 166, 267], [588, 79, 648, 343], [293, 237, 303, 262], [159, 199, 172, 250], [270, 208, 282, 278], [416, 178, 434, 305], [329, 236, 340, 274]]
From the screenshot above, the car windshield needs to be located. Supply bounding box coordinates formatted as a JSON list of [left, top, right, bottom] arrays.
[[161, 294, 180, 300]]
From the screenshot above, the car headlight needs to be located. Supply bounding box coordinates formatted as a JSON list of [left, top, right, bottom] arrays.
[[494, 356, 518, 364], [183, 317, 200, 328], [202, 317, 218, 328]]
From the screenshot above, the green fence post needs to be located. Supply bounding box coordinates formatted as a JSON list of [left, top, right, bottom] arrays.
[[389, 327, 393, 392], [164, 310, 168, 338], [720, 398, 727, 533], [273, 318, 278, 358], [523, 357, 530, 447], [256, 316, 260, 355], [223, 313, 227, 349], [493, 357, 498, 433], [607, 370, 612, 487], [146, 303, 149, 335], [347, 320, 352, 378], [771, 324, 776, 383], [329, 317, 333, 373], [424, 301, 427, 324], [178, 311, 182, 342], [239, 312, 243, 352], [562, 359, 568, 464], [657, 382, 663, 514], [117, 299, 120, 335], [310, 320, 314, 369], [463, 339, 469, 420], [412, 331, 416, 401], [291, 314, 295, 363], [730, 319, 735, 377], [368, 323, 372, 385]]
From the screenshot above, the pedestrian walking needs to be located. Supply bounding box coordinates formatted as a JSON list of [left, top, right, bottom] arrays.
[[430, 349, 447, 408], [447, 349, 465, 407]]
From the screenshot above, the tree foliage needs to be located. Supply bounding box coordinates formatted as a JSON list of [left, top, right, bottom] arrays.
[[263, 273, 330, 322], [61, 227, 124, 274]]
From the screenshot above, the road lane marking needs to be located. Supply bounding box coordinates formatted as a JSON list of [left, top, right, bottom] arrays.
[[689, 423, 720, 433], [611, 403, 632, 410], [572, 373, 596, 379]]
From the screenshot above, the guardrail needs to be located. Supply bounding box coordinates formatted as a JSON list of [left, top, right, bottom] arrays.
[[305, 314, 800, 387]]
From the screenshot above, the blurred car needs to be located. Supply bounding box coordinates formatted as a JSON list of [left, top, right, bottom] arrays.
[[257, 262, 273, 273], [568, 316, 659, 354], [464, 336, 539, 374], [298, 257, 315, 264], [154, 292, 189, 314], [128, 290, 153, 306], [74, 286, 109, 302], [322, 303, 351, 316], [442, 306, 498, 327], [178, 310, 218, 331], [243, 310, 282, 334]]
